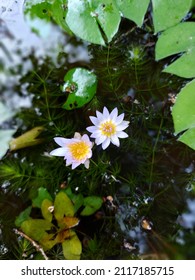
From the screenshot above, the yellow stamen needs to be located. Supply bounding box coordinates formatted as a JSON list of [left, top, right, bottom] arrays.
[[68, 141, 89, 161], [100, 120, 116, 137]]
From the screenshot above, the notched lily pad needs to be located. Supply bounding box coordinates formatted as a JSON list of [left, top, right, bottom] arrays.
[[62, 68, 97, 110], [80, 196, 103, 216], [66, 0, 120, 45], [62, 230, 82, 260], [172, 79, 195, 150]]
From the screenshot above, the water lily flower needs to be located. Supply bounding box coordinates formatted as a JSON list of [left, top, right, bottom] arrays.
[[86, 107, 129, 150], [50, 132, 93, 169]]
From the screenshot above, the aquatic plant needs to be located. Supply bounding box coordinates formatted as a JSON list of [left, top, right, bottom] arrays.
[[1, 0, 195, 260]]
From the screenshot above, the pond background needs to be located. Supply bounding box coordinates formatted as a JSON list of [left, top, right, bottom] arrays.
[[0, 0, 195, 260]]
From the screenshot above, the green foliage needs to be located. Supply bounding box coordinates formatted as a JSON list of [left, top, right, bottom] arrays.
[[152, 0, 192, 33], [114, 0, 150, 26], [15, 189, 103, 259], [62, 68, 97, 110], [66, 0, 121, 45], [172, 80, 195, 150], [155, 22, 195, 78]]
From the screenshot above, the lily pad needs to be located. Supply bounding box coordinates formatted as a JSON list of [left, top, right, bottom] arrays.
[[114, 0, 150, 26], [80, 196, 103, 216], [172, 79, 195, 150], [54, 191, 74, 221], [62, 68, 97, 110], [66, 0, 120, 45], [41, 199, 53, 222], [32, 187, 53, 208], [15, 206, 32, 227], [52, 0, 72, 35], [21, 219, 53, 242], [152, 0, 192, 33], [155, 22, 195, 78], [62, 231, 82, 260]]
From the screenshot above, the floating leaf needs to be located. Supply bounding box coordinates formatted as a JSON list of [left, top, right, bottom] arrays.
[[21, 219, 53, 242], [66, 0, 120, 45], [62, 231, 82, 260], [62, 68, 97, 110], [9, 126, 45, 151], [52, 0, 72, 35], [152, 0, 192, 33], [72, 193, 84, 214], [15, 206, 32, 227], [41, 199, 53, 222], [155, 22, 195, 78], [114, 0, 150, 26], [54, 191, 74, 221], [61, 217, 79, 229], [178, 128, 195, 150], [32, 187, 53, 208], [172, 79, 195, 150], [80, 196, 103, 216]]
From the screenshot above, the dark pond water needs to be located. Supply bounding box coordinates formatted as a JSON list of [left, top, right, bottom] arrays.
[[0, 0, 195, 260]]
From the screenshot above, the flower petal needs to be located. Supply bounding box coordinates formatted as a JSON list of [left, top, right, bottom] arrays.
[[84, 159, 90, 169], [95, 135, 107, 145], [103, 107, 110, 119], [50, 147, 67, 157], [111, 135, 120, 146], [116, 131, 129, 138], [102, 138, 110, 150], [74, 132, 81, 139], [96, 110, 104, 122], [91, 131, 102, 138], [89, 116, 99, 126], [110, 107, 118, 121], [86, 126, 97, 133], [54, 137, 69, 146], [115, 113, 125, 125], [71, 162, 81, 169], [116, 121, 129, 131]]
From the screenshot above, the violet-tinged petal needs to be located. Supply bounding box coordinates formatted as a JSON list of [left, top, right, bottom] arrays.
[[50, 147, 67, 156], [86, 126, 97, 133], [116, 131, 128, 138], [95, 135, 107, 145], [111, 135, 120, 146], [116, 121, 129, 131], [103, 107, 110, 119], [102, 138, 110, 150], [54, 137, 69, 146], [110, 107, 118, 121], [89, 116, 99, 126], [115, 113, 125, 125]]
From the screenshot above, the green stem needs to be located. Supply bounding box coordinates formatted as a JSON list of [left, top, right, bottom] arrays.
[[149, 116, 164, 191]]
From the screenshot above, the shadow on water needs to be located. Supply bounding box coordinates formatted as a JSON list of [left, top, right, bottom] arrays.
[[0, 1, 195, 260]]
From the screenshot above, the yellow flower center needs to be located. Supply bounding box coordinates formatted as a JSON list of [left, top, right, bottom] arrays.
[[100, 120, 116, 137], [68, 141, 90, 161]]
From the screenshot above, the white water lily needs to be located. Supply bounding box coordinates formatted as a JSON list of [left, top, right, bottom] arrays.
[[86, 107, 129, 150], [50, 132, 93, 169]]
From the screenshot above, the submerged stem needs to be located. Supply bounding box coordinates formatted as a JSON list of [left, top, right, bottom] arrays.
[[149, 116, 164, 191]]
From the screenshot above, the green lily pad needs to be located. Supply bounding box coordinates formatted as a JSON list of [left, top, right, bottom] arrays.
[[80, 196, 103, 216], [114, 0, 150, 27], [52, 0, 72, 35], [41, 199, 53, 222], [62, 231, 82, 260], [21, 219, 53, 242], [32, 187, 53, 208], [54, 191, 74, 221], [172, 79, 195, 150], [155, 22, 195, 78], [66, 0, 120, 45], [62, 68, 97, 110], [15, 206, 32, 227], [152, 0, 192, 33]]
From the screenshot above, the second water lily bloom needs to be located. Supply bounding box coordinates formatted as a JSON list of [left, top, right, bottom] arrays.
[[50, 132, 93, 169], [86, 107, 129, 150]]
